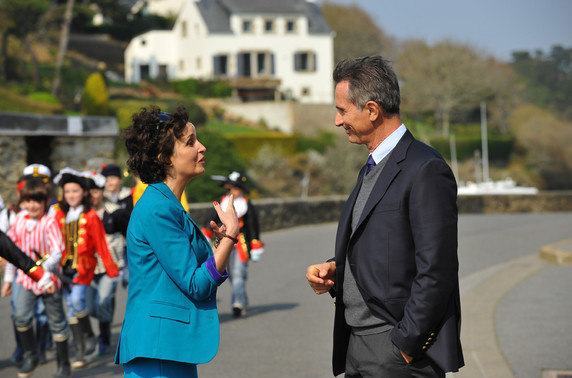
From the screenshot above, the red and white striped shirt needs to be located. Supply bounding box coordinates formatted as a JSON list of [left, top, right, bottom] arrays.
[[7, 212, 64, 295]]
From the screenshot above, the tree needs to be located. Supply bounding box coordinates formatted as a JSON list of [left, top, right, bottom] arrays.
[[396, 41, 503, 135], [510, 104, 572, 189], [511, 45, 572, 120], [320, 2, 396, 63], [51, 0, 75, 96], [0, 0, 51, 83]]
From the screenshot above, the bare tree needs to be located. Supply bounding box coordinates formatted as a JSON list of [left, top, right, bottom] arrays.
[[51, 0, 75, 97], [321, 2, 396, 63], [396, 41, 492, 135]]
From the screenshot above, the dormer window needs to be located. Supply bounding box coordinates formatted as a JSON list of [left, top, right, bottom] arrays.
[[242, 20, 252, 33], [264, 19, 274, 33], [286, 20, 296, 33]]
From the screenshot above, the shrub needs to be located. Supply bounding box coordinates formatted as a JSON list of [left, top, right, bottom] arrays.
[[82, 72, 109, 115]]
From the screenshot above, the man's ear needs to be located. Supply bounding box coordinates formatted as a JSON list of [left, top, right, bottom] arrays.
[[366, 101, 381, 121]]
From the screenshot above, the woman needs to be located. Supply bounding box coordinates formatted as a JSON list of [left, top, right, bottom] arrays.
[[53, 167, 119, 368], [115, 106, 239, 377]]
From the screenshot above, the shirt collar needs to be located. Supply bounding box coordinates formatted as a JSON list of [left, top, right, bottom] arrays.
[[369, 124, 407, 164]]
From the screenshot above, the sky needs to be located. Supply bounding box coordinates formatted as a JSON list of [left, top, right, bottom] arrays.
[[320, 0, 572, 62]]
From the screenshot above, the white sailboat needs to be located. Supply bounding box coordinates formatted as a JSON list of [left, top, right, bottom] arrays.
[[456, 102, 538, 195]]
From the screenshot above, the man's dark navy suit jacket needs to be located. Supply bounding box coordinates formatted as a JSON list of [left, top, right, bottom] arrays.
[[331, 130, 464, 375]]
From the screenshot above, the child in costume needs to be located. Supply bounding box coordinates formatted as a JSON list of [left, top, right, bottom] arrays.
[[53, 167, 119, 368]]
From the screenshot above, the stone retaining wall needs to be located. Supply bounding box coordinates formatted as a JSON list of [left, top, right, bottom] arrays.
[[188, 192, 572, 233]]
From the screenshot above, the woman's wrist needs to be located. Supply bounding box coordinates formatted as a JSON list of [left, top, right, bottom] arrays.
[[223, 234, 238, 243], [214, 233, 239, 248]]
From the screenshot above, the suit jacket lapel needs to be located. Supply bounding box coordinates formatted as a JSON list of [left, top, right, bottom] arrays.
[[335, 165, 366, 258], [352, 131, 414, 235]]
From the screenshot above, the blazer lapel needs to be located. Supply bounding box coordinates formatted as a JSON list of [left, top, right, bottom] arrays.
[[335, 165, 366, 258], [352, 131, 414, 234]]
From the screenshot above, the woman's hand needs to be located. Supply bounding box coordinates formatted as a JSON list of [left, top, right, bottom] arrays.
[[211, 195, 239, 240]]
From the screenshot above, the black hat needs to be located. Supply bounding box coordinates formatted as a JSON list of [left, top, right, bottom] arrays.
[[53, 167, 88, 189], [218, 171, 250, 193], [85, 171, 106, 190], [101, 164, 122, 178]]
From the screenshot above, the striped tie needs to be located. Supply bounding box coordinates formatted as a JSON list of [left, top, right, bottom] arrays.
[[366, 155, 376, 175]]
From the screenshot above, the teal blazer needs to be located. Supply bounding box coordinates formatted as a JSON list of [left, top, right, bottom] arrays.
[[115, 182, 225, 365]]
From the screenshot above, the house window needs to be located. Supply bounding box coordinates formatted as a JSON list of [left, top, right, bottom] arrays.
[[179, 59, 185, 73], [181, 21, 187, 38], [242, 20, 252, 33], [286, 20, 296, 33], [257, 53, 267, 75], [196, 57, 202, 70], [158, 65, 168, 81], [213, 55, 228, 76], [140, 64, 150, 80], [237, 51, 274, 77], [237, 53, 251, 77], [264, 19, 274, 33], [294, 51, 317, 72]]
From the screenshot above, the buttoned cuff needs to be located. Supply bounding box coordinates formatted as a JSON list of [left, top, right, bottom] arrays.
[[206, 255, 228, 284]]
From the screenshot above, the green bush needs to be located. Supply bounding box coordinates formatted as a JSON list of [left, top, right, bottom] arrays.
[[225, 134, 298, 160], [186, 127, 248, 203], [296, 131, 336, 153], [429, 134, 514, 160], [82, 72, 109, 115], [171, 78, 231, 98], [188, 102, 207, 126]]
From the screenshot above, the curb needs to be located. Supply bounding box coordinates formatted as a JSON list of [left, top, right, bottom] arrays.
[[451, 253, 545, 378], [540, 239, 572, 265]]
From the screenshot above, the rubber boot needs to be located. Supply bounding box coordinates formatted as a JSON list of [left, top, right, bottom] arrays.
[[70, 323, 85, 368], [11, 323, 24, 366], [17, 327, 38, 378], [98, 321, 111, 355], [53, 340, 71, 378], [78, 315, 97, 358], [36, 322, 48, 364]]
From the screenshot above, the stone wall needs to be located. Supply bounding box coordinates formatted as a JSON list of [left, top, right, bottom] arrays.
[[188, 192, 572, 233], [0, 136, 27, 206], [0, 112, 119, 206]]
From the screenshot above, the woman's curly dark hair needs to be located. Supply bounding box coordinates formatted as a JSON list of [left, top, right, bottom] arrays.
[[123, 106, 189, 184]]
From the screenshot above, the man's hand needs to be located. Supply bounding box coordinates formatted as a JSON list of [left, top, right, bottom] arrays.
[[400, 350, 413, 364], [306, 261, 336, 295]]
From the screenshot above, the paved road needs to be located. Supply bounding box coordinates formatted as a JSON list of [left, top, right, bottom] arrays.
[[1, 212, 571, 377]]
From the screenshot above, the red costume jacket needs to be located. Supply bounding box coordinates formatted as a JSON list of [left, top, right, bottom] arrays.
[[55, 208, 119, 285]]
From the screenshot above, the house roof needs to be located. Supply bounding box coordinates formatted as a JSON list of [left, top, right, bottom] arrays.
[[195, 0, 331, 34]]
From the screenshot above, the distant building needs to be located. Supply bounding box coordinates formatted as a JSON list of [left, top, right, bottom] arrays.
[[124, 0, 334, 104]]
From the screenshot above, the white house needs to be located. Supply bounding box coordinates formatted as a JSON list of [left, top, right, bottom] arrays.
[[124, 0, 334, 104]]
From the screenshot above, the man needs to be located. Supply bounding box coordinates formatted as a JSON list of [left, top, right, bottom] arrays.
[[306, 56, 464, 377]]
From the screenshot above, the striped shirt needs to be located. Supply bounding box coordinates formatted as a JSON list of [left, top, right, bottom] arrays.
[[7, 212, 64, 295]]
